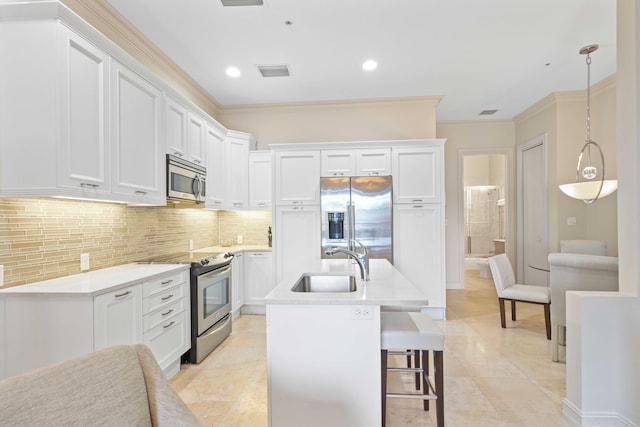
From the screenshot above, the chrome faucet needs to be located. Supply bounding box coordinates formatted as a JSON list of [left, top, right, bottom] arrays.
[[325, 240, 369, 281]]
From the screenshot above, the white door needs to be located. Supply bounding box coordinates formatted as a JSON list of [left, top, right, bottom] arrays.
[[520, 139, 548, 286]]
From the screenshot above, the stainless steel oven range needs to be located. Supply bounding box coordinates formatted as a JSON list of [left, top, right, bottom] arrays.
[[139, 251, 234, 364]]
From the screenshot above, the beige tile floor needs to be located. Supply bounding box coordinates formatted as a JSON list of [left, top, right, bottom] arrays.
[[171, 271, 569, 426]]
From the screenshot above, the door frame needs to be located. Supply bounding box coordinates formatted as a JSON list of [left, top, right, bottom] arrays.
[[457, 147, 514, 288], [516, 134, 548, 283]]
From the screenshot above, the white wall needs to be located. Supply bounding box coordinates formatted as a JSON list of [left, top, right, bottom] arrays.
[[436, 120, 516, 289]]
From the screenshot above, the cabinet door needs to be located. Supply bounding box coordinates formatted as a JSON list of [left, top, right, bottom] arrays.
[[231, 253, 244, 315], [274, 151, 321, 205], [321, 150, 355, 177], [393, 204, 444, 308], [392, 147, 441, 203], [111, 61, 164, 205], [164, 95, 187, 158], [249, 151, 272, 209], [58, 28, 110, 194], [187, 112, 206, 165], [227, 135, 249, 209], [356, 148, 391, 176], [275, 206, 321, 283], [244, 251, 274, 304], [94, 284, 143, 350], [205, 122, 227, 208]]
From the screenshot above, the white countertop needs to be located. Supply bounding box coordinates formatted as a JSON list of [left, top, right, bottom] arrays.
[[0, 263, 189, 296], [265, 259, 428, 306]]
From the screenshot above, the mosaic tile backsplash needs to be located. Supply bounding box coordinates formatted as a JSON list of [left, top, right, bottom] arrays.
[[0, 198, 271, 288]]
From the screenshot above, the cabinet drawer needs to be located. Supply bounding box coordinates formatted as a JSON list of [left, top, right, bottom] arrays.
[[142, 271, 186, 297], [143, 284, 184, 315], [142, 299, 185, 332], [143, 313, 188, 369]]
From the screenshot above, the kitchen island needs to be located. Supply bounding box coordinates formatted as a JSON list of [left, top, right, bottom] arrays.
[[264, 259, 428, 427]]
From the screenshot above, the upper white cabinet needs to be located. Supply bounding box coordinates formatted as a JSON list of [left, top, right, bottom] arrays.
[[356, 148, 391, 176], [321, 148, 391, 177], [110, 61, 165, 205], [392, 146, 442, 204], [226, 131, 254, 209], [249, 151, 272, 209], [186, 112, 206, 166], [205, 122, 227, 209], [274, 150, 321, 205], [57, 27, 110, 196], [164, 96, 188, 159], [321, 150, 355, 177]]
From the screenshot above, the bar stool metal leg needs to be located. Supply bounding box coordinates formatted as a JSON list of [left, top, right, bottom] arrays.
[[381, 349, 388, 427], [435, 350, 444, 427]]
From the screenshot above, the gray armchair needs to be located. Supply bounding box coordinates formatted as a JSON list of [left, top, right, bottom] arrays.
[[548, 241, 618, 362]]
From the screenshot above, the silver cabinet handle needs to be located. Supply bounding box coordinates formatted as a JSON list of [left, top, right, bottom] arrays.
[[161, 279, 173, 286], [161, 294, 174, 301], [163, 321, 175, 329], [412, 199, 424, 203], [161, 309, 174, 316], [114, 290, 131, 298], [80, 183, 99, 189], [134, 190, 147, 195]]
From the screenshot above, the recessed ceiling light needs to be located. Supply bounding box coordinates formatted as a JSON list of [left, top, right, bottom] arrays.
[[362, 60, 378, 71], [226, 67, 241, 78]]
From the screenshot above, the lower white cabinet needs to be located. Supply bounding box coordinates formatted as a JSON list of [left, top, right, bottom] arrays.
[[275, 206, 321, 284], [0, 268, 189, 380], [94, 284, 143, 349], [243, 251, 274, 314], [393, 204, 445, 317], [231, 253, 244, 318]]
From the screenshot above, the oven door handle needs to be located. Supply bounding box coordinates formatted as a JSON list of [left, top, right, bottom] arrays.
[[199, 264, 231, 280]]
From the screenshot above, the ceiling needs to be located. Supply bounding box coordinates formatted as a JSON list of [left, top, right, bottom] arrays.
[[105, 0, 616, 121]]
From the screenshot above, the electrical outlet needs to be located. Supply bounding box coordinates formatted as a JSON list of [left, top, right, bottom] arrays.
[[351, 306, 373, 320], [237, 235, 243, 244], [80, 253, 90, 271], [189, 239, 194, 250], [567, 217, 577, 226], [0, 265, 4, 287]]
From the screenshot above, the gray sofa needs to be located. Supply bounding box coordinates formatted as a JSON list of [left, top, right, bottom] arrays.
[[0, 344, 201, 426]]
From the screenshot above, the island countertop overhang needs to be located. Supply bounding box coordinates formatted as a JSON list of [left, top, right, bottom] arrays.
[[265, 259, 428, 306]]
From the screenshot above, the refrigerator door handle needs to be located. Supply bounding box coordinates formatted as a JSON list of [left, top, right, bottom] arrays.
[[348, 202, 356, 252]]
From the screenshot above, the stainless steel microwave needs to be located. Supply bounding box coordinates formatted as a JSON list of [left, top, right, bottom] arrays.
[[167, 154, 206, 204]]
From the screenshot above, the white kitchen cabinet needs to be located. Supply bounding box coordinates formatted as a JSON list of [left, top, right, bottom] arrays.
[[205, 121, 228, 208], [57, 26, 111, 196], [321, 150, 355, 177], [249, 151, 272, 209], [141, 271, 190, 376], [110, 61, 165, 205], [164, 95, 188, 159], [0, 267, 189, 380], [392, 146, 442, 204], [356, 148, 391, 176], [243, 251, 274, 313], [274, 206, 321, 284], [393, 203, 445, 316], [231, 253, 244, 318], [94, 284, 143, 350], [187, 112, 206, 166], [274, 150, 321, 205], [226, 131, 254, 209]]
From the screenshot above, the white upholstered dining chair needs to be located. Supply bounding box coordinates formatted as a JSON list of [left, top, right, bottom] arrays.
[[488, 254, 551, 339]]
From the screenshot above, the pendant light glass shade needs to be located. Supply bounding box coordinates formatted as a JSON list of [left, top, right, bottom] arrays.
[[558, 44, 618, 203]]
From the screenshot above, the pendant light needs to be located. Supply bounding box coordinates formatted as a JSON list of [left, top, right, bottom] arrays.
[[558, 44, 618, 204]]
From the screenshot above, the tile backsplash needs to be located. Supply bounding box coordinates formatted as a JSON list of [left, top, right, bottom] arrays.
[[0, 198, 271, 288]]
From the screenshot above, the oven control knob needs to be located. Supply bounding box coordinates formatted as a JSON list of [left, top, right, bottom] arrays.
[[201, 259, 210, 265], [224, 252, 233, 258]]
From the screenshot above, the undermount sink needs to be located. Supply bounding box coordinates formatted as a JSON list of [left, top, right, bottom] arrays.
[[291, 273, 358, 293]]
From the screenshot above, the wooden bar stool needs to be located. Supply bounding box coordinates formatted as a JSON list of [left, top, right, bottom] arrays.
[[381, 312, 445, 427]]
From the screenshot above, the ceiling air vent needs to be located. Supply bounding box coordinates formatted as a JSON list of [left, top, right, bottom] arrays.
[[221, 0, 263, 6], [257, 65, 290, 78], [479, 109, 498, 116]]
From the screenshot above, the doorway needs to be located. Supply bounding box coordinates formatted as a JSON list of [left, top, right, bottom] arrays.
[[461, 152, 508, 279], [517, 135, 548, 285]]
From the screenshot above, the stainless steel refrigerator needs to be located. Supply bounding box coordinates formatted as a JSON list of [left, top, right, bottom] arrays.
[[320, 176, 393, 263]]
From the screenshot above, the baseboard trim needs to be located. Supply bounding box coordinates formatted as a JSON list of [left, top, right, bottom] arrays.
[[447, 281, 464, 290], [240, 304, 266, 315], [563, 398, 636, 427]]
